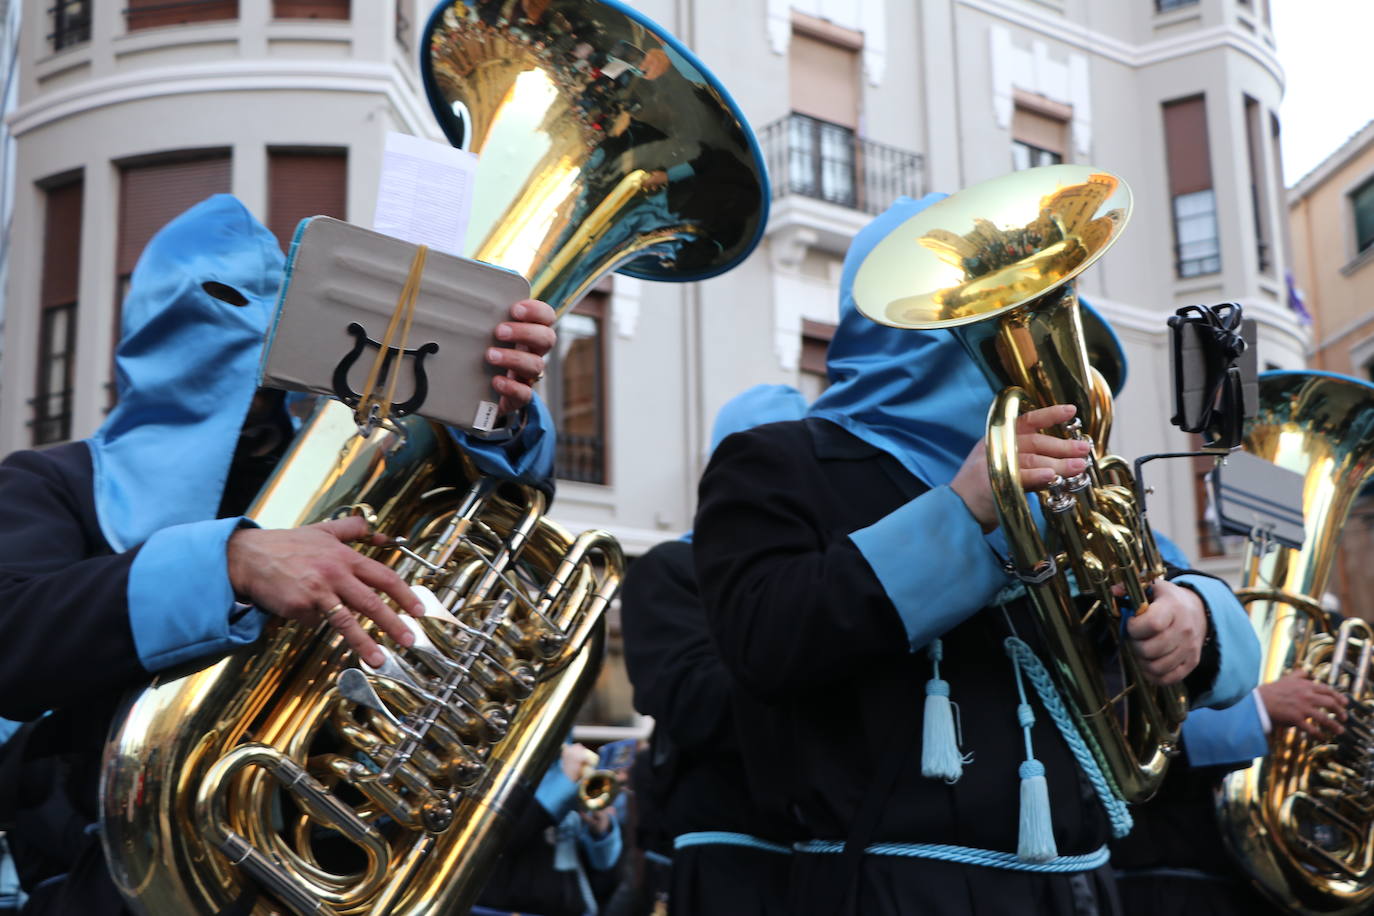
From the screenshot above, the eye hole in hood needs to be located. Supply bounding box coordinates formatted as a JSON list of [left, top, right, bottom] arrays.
[[202, 280, 249, 307]]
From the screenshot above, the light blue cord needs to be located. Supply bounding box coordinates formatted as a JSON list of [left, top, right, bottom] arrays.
[[794, 840, 1110, 873], [1003, 637, 1134, 839], [674, 831, 793, 855]]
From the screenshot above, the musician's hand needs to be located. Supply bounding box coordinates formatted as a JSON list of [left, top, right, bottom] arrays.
[[582, 808, 614, 837], [560, 742, 599, 783], [487, 299, 556, 412], [226, 516, 423, 668], [1125, 578, 1205, 685], [950, 404, 1091, 531], [1259, 669, 1347, 737]]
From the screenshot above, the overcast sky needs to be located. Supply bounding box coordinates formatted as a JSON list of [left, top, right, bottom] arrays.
[[1272, 0, 1374, 187]]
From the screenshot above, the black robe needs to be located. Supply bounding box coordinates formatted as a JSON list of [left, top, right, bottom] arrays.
[[1110, 757, 1286, 916], [0, 443, 150, 916], [0, 434, 281, 916], [620, 540, 793, 916], [692, 418, 1225, 916]]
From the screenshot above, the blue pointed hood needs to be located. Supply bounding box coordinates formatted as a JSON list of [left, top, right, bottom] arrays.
[[88, 195, 284, 552], [710, 383, 809, 454], [807, 194, 994, 489]]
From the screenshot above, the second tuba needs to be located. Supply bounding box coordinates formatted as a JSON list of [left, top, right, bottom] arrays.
[[98, 2, 768, 914], [1218, 370, 1374, 916], [850, 164, 1184, 802]]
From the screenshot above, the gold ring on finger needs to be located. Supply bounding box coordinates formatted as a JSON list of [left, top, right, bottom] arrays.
[[325, 602, 350, 624]]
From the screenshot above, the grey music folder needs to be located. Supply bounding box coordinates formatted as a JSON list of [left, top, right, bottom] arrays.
[[259, 216, 530, 432], [1210, 451, 1306, 550]]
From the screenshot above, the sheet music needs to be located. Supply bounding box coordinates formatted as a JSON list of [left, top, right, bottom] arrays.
[[372, 131, 478, 256]]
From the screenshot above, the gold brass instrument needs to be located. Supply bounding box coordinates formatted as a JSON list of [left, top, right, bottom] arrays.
[[851, 164, 1185, 802], [1217, 370, 1374, 916], [98, 2, 767, 914]]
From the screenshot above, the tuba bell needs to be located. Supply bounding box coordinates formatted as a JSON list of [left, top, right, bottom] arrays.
[[851, 164, 1185, 802], [98, 2, 767, 914], [1217, 370, 1374, 916]]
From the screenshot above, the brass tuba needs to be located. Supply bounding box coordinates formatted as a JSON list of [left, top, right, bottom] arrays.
[[1217, 370, 1374, 916], [851, 164, 1185, 802], [98, 2, 767, 914]]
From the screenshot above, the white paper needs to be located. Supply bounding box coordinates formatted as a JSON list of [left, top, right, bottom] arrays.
[[372, 132, 478, 257]]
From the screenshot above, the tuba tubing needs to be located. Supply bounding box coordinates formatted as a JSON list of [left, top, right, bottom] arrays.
[[1217, 370, 1374, 916]]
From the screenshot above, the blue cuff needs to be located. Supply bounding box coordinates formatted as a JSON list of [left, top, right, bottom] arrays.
[[849, 485, 1010, 651], [578, 817, 623, 871], [453, 392, 555, 487], [127, 516, 267, 672], [1182, 692, 1269, 767], [1176, 573, 1261, 709], [665, 162, 696, 184], [534, 762, 579, 822]]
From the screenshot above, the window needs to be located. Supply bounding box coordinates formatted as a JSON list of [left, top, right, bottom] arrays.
[[268, 149, 347, 250], [33, 179, 83, 446], [1173, 190, 1221, 277], [787, 17, 861, 208], [274, 0, 350, 19], [548, 289, 608, 485], [1156, 0, 1198, 10], [126, 0, 238, 31], [1163, 95, 1221, 278], [1244, 96, 1272, 273], [395, 0, 412, 49], [1012, 99, 1069, 172], [49, 1, 91, 50], [799, 319, 834, 402], [1353, 178, 1374, 256], [788, 114, 857, 208]]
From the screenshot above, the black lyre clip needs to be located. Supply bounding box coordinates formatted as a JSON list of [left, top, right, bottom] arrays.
[[331, 322, 440, 418]]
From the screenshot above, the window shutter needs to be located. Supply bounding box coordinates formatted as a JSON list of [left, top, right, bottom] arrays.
[[273, 0, 350, 19], [42, 180, 83, 309], [788, 31, 860, 129], [1163, 95, 1214, 196], [117, 154, 233, 280], [267, 150, 348, 249], [126, 0, 238, 30]]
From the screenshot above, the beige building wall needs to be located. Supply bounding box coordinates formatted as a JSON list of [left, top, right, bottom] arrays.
[[1288, 120, 1374, 619]]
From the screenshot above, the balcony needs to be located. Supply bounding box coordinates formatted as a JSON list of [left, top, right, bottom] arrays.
[[760, 113, 924, 217]]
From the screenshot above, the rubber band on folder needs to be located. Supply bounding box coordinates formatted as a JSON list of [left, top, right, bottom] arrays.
[[354, 245, 429, 435]]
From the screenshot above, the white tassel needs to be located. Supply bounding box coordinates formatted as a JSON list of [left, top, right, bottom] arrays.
[[1016, 759, 1057, 863], [921, 678, 964, 782]]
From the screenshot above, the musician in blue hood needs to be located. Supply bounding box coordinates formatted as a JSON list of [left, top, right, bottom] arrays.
[[0, 194, 559, 915], [692, 194, 1259, 916], [622, 383, 810, 916]]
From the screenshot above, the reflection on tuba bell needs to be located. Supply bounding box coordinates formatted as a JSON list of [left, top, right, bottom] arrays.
[[1218, 370, 1374, 916], [851, 164, 1184, 802], [98, 2, 767, 915]]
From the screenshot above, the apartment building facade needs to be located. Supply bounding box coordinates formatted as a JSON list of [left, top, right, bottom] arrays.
[[0, 0, 1306, 729]]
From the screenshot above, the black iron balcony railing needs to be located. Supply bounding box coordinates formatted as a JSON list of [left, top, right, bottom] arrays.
[[556, 432, 605, 485], [28, 388, 72, 446], [49, 0, 91, 50], [760, 113, 923, 216]]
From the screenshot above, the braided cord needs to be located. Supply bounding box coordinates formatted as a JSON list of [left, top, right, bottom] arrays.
[[1003, 637, 1134, 838], [794, 840, 1110, 873], [673, 831, 793, 855]]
